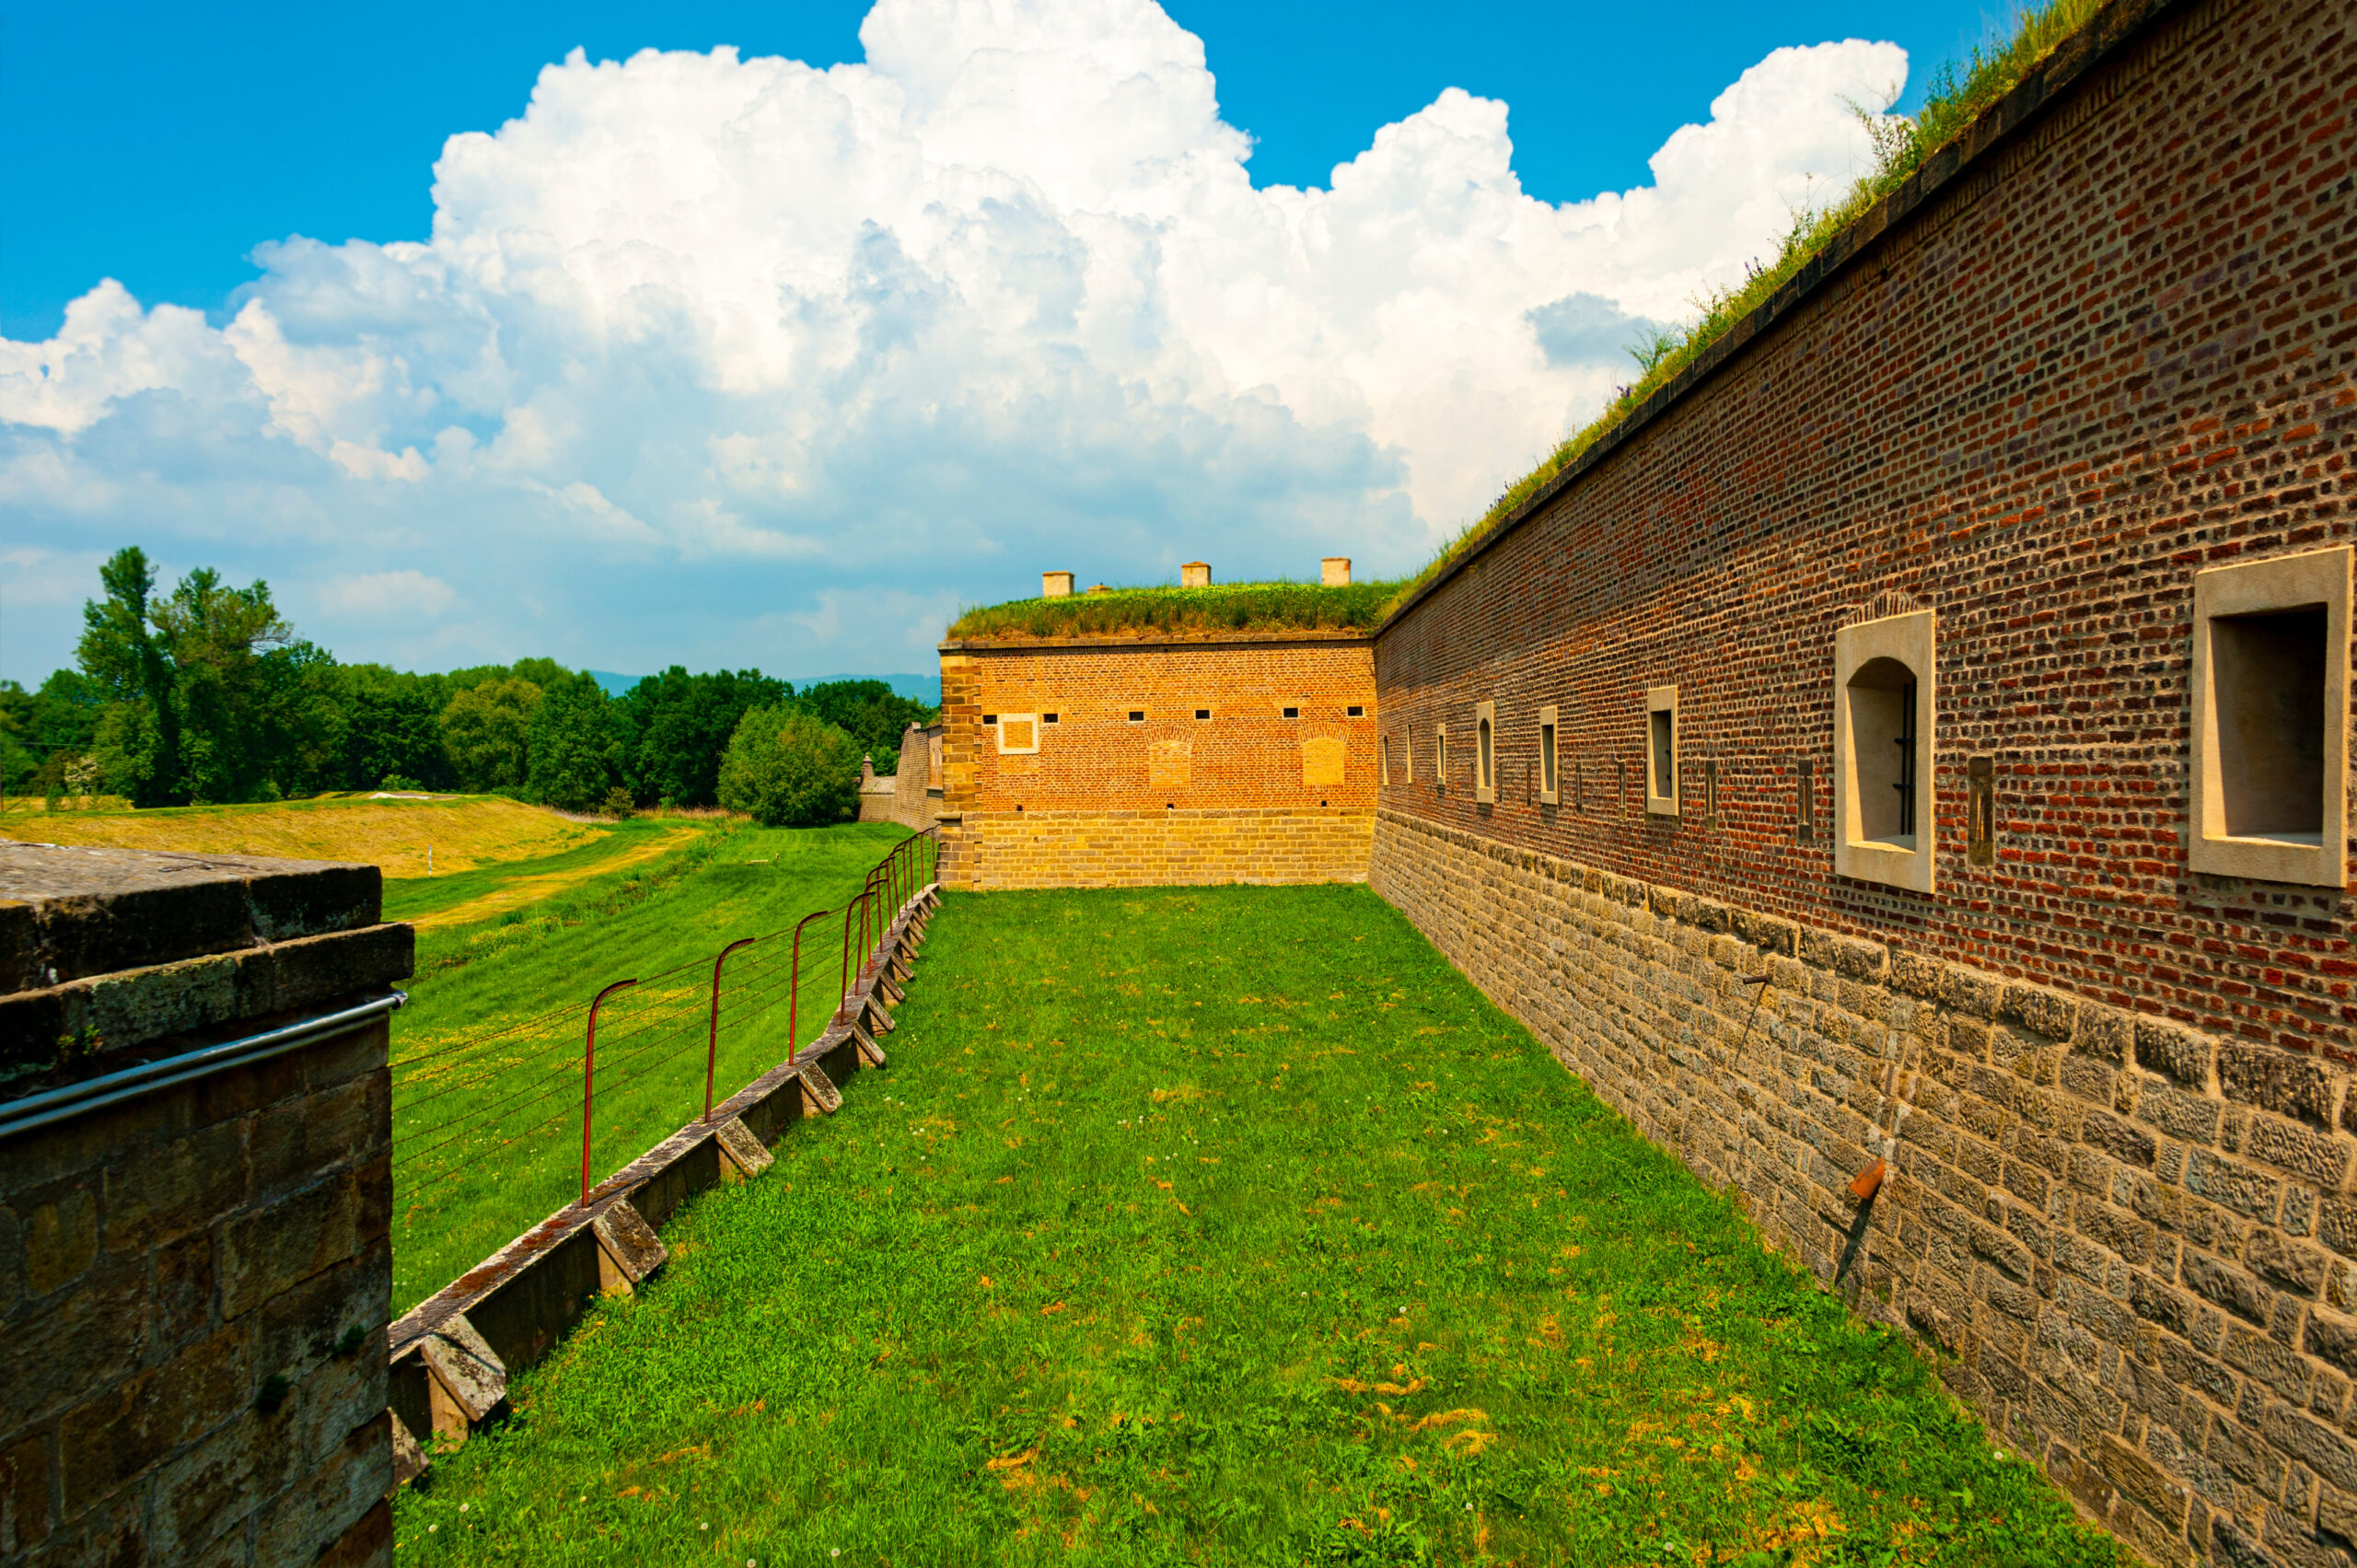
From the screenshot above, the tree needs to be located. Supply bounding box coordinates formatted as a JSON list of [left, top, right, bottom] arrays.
[[793, 679, 937, 772], [75, 548, 180, 806], [73, 550, 338, 805], [617, 666, 792, 807], [440, 678, 540, 792], [338, 665, 453, 791], [527, 671, 621, 812], [716, 706, 862, 826]]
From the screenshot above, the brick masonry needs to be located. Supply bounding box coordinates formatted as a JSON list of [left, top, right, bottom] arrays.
[[1363, 0, 2357, 1560], [956, 807, 1374, 890], [1, 845, 411, 1567], [936, 632, 1376, 889]]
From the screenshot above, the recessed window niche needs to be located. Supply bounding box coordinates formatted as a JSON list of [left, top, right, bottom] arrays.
[[2191, 545, 2351, 886], [1644, 687, 1678, 816], [1538, 705, 1560, 805], [1475, 701, 1497, 804], [998, 713, 1040, 754], [1834, 609, 1935, 892]]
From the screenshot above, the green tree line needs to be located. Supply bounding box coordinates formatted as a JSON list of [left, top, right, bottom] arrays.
[[0, 548, 937, 817]]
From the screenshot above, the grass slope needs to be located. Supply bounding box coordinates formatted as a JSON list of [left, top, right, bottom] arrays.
[[0, 793, 599, 878], [384, 821, 702, 928], [390, 821, 912, 1313], [392, 885, 2122, 1567]]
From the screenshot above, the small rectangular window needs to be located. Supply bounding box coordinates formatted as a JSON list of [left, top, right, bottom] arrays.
[[1538, 704, 1559, 805], [983, 714, 998, 726], [1435, 725, 1447, 793], [1379, 734, 1390, 785], [1798, 757, 1815, 842], [1283, 706, 1300, 720], [1705, 758, 1718, 825], [1347, 704, 1364, 717], [1042, 713, 1059, 725], [1644, 686, 1678, 816], [1835, 609, 1936, 893], [1474, 700, 1496, 804], [1128, 710, 1145, 723], [1195, 708, 1211, 721], [2192, 545, 2351, 886]]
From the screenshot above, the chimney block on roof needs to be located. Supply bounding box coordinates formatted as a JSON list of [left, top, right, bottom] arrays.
[[1180, 561, 1212, 587], [1322, 557, 1352, 587], [1042, 571, 1074, 598]]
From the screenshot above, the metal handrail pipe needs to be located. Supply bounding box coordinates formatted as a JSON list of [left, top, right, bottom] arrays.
[[0, 991, 409, 1144]]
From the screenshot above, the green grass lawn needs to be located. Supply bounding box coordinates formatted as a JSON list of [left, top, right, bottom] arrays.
[[391, 884, 2123, 1567], [390, 820, 914, 1313]]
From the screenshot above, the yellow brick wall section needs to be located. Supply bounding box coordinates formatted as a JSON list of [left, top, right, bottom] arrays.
[[959, 807, 1374, 890]]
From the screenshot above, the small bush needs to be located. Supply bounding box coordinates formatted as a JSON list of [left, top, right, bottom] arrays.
[[598, 785, 634, 820], [716, 706, 862, 827]]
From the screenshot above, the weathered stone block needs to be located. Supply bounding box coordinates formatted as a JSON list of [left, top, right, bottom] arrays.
[[2135, 1020, 2212, 1090], [219, 1168, 370, 1320], [58, 1325, 249, 1515]]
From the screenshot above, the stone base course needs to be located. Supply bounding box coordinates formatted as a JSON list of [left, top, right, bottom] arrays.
[[947, 807, 1373, 890], [1372, 807, 2357, 1568]]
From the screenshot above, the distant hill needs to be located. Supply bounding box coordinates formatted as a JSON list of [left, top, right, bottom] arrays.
[[584, 670, 942, 706]]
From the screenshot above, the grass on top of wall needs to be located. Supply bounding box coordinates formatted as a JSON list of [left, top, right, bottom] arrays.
[[391, 883, 2125, 1568], [946, 579, 1402, 641], [1386, 0, 2110, 615]]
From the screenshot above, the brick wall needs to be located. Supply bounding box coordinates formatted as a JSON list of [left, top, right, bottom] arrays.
[[1366, 0, 2357, 1561], [957, 807, 1374, 890], [1, 845, 410, 1566], [937, 633, 1376, 889]]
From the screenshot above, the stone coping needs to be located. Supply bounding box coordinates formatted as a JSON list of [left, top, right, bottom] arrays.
[[0, 839, 382, 993]]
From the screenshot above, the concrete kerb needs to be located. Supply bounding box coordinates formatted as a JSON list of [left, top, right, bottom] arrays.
[[385, 881, 943, 1479]]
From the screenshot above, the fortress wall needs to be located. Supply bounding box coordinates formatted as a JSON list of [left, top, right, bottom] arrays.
[[937, 634, 1376, 889], [0, 844, 412, 1567], [1369, 0, 2357, 1560]]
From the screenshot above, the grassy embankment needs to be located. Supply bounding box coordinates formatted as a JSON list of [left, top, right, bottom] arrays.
[[389, 820, 914, 1314], [0, 791, 914, 1315], [0, 792, 602, 878], [393, 884, 2125, 1567]]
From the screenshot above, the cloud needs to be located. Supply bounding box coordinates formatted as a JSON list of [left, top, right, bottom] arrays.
[[312, 569, 459, 620], [0, 0, 1905, 679]]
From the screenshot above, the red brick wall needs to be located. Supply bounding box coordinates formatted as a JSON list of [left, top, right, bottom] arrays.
[[947, 634, 1376, 812], [1376, 0, 2354, 1063], [936, 633, 1377, 888]]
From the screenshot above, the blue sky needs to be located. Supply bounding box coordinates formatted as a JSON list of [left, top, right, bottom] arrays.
[[3, 0, 2009, 683]]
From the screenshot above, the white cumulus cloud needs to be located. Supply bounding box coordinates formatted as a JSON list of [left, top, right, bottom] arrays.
[[0, 0, 1905, 679]]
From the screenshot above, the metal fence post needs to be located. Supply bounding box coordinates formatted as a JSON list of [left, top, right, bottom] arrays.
[[583, 978, 639, 1206], [706, 939, 756, 1123]]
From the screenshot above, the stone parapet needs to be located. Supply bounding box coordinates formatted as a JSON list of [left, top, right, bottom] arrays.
[[1371, 807, 2357, 1566], [1, 842, 409, 1566]]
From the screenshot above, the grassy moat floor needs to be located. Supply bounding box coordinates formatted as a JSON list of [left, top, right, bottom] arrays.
[[391, 884, 2125, 1567]]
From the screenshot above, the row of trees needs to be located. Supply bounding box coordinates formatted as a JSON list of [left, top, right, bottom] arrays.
[[0, 548, 936, 816]]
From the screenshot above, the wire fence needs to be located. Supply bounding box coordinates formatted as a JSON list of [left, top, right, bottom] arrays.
[[389, 829, 938, 1307]]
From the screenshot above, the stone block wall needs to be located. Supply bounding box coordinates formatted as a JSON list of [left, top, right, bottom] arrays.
[[891, 723, 944, 833], [1, 844, 411, 1566], [1375, 808, 2357, 1567], [956, 807, 1374, 890]]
